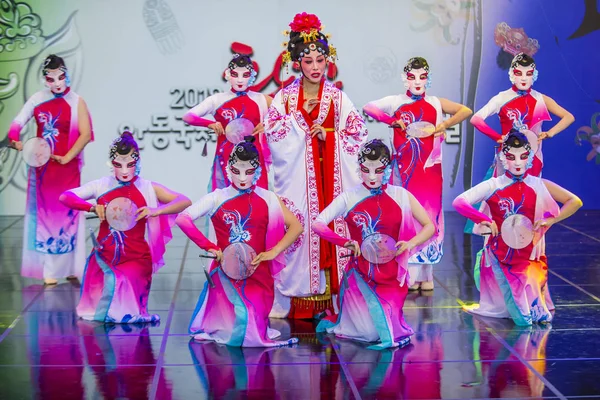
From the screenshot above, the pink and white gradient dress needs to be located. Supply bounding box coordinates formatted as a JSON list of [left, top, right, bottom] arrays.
[[471, 86, 552, 177], [9, 88, 93, 280], [365, 92, 445, 284], [64, 176, 174, 323], [186, 90, 270, 190], [454, 173, 560, 326], [183, 185, 297, 347], [313, 184, 424, 349]]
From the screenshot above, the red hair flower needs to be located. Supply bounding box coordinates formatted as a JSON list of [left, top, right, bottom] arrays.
[[289, 12, 322, 33]]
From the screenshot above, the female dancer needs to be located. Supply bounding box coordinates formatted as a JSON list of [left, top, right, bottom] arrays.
[[264, 12, 368, 318], [313, 139, 434, 348], [183, 54, 271, 189], [453, 131, 582, 325], [177, 137, 303, 346], [8, 54, 93, 285], [363, 56, 472, 291], [470, 52, 574, 176], [60, 132, 191, 323]]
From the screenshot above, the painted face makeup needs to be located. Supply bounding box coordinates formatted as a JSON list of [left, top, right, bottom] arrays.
[[360, 159, 386, 189], [511, 65, 535, 90], [300, 50, 327, 84], [406, 68, 428, 96], [503, 146, 530, 176], [44, 68, 68, 94], [228, 66, 252, 92], [112, 150, 138, 182], [229, 160, 257, 189]]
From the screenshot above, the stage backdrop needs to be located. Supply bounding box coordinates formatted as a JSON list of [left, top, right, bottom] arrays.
[[1, 0, 598, 215]]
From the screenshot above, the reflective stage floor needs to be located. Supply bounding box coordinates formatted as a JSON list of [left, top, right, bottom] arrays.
[[0, 211, 599, 399]]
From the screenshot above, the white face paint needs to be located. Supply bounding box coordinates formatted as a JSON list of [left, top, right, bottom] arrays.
[[359, 159, 386, 189], [112, 150, 138, 182], [227, 66, 252, 92], [503, 146, 530, 176], [229, 160, 257, 189], [406, 68, 428, 95], [44, 68, 68, 94], [511, 65, 535, 90]]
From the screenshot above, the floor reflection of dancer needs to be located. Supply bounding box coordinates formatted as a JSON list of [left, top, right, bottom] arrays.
[[177, 137, 303, 347], [472, 317, 551, 398], [268, 338, 342, 398], [471, 52, 574, 177], [453, 131, 582, 325], [60, 132, 190, 323], [313, 140, 434, 349], [78, 321, 172, 399], [335, 339, 413, 398], [21, 284, 84, 399], [7, 54, 93, 285], [336, 328, 444, 399], [189, 342, 278, 398], [183, 54, 271, 190], [363, 57, 472, 292], [264, 12, 368, 319], [403, 292, 444, 399]]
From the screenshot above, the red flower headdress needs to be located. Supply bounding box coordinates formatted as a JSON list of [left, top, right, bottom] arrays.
[[288, 12, 322, 42], [281, 12, 337, 66]]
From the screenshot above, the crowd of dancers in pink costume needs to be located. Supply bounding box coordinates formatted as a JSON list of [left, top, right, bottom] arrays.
[[7, 12, 582, 349]]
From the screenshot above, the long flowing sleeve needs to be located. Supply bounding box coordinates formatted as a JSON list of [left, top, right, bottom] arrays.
[[8, 96, 36, 141], [471, 95, 502, 142], [263, 90, 292, 142], [364, 95, 402, 158], [338, 92, 369, 155], [60, 179, 102, 211], [452, 180, 495, 224], [183, 95, 220, 127], [175, 193, 219, 251], [362, 95, 398, 126], [60, 192, 93, 212], [312, 192, 350, 248]]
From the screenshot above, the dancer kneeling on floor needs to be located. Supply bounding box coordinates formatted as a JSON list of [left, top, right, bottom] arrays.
[[453, 130, 582, 326], [312, 139, 434, 349], [60, 132, 191, 323], [177, 136, 303, 347]]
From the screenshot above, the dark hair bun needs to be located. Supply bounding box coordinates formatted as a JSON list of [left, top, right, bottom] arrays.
[[109, 131, 140, 159], [502, 129, 531, 154], [505, 130, 529, 147], [404, 57, 430, 73], [359, 139, 391, 165], [229, 54, 254, 71], [229, 136, 260, 167], [42, 54, 66, 74], [510, 52, 535, 69]]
